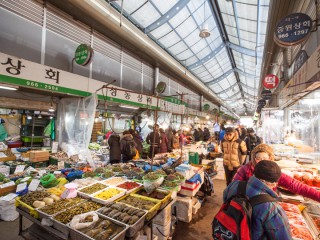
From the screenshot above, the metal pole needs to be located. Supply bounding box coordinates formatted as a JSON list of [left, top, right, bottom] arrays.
[[150, 97, 159, 171]]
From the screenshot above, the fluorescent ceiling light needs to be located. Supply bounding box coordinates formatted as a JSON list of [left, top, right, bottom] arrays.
[[119, 104, 139, 110], [0, 85, 17, 91]]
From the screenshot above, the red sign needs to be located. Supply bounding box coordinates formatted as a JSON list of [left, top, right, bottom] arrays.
[[263, 74, 279, 89]]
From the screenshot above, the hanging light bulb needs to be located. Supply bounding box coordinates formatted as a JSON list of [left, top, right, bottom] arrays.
[[199, 0, 210, 38], [50, 116, 53, 119], [38, 114, 42, 119], [49, 104, 55, 112], [206, 114, 210, 119], [27, 115, 32, 120]]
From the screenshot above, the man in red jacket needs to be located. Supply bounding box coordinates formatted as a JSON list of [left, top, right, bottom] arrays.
[[233, 143, 320, 202]]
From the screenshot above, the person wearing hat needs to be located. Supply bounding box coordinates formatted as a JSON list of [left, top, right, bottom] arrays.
[[224, 160, 292, 239], [233, 143, 320, 202], [245, 128, 262, 162], [221, 127, 248, 185], [146, 124, 161, 157]]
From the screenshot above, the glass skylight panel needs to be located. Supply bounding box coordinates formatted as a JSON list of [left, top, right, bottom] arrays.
[[236, 3, 257, 21], [196, 46, 212, 60], [217, 0, 234, 15], [176, 49, 194, 60], [191, 66, 206, 75], [186, 56, 199, 66], [229, 35, 240, 45], [218, 92, 228, 99], [225, 25, 239, 38], [131, 3, 161, 28], [211, 84, 223, 92], [176, 18, 198, 39], [242, 55, 256, 64], [221, 13, 237, 28], [158, 31, 180, 46], [204, 58, 218, 69], [184, 31, 202, 47], [219, 79, 231, 88], [238, 18, 256, 32], [152, 0, 179, 14], [169, 7, 190, 28], [259, 22, 267, 34], [168, 41, 188, 55], [149, 23, 172, 39], [239, 30, 256, 42], [240, 39, 256, 50], [190, 40, 208, 55], [120, 0, 146, 15]]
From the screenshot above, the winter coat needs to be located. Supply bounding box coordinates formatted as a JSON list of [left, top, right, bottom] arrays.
[[146, 131, 160, 147], [133, 133, 143, 155], [172, 135, 180, 149], [203, 129, 210, 141], [233, 161, 320, 202], [198, 129, 204, 141], [194, 129, 200, 141], [159, 132, 169, 153], [165, 129, 173, 151], [224, 176, 292, 240], [219, 130, 225, 142], [108, 134, 121, 164], [120, 134, 135, 162], [221, 132, 247, 170], [245, 135, 262, 153]]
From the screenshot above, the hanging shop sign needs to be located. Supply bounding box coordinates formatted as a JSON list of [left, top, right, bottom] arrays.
[[293, 50, 308, 75], [261, 89, 272, 100], [203, 104, 210, 111], [274, 13, 312, 47], [262, 74, 279, 89], [74, 44, 93, 66], [279, 44, 320, 108], [0, 52, 190, 114], [258, 99, 266, 107]]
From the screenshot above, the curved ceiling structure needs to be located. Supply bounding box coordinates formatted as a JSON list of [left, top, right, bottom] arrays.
[[109, 0, 270, 115]]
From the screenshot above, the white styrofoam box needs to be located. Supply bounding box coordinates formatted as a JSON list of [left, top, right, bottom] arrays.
[[192, 198, 201, 215], [152, 200, 174, 226], [179, 182, 201, 197], [172, 196, 192, 223], [152, 220, 171, 240], [0, 165, 10, 177]]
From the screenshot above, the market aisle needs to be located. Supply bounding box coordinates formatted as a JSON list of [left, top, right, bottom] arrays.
[[173, 179, 225, 240]]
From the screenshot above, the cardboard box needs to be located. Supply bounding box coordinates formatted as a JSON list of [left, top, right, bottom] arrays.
[[29, 151, 49, 162], [0, 149, 16, 162], [0, 185, 17, 196]]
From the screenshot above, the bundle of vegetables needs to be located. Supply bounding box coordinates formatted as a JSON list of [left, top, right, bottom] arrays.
[[40, 174, 58, 188], [89, 142, 100, 150]]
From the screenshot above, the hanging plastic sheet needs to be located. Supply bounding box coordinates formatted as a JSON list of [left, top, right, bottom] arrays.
[[57, 94, 97, 168]]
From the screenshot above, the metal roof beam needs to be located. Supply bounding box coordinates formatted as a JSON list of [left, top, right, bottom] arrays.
[[205, 67, 256, 85], [144, 0, 190, 33]]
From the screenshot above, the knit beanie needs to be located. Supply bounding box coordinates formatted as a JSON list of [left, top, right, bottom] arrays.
[[251, 143, 275, 163], [253, 160, 281, 183]]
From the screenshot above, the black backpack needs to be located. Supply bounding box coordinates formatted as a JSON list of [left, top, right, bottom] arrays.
[[125, 140, 137, 158], [212, 181, 276, 240], [200, 172, 214, 196]]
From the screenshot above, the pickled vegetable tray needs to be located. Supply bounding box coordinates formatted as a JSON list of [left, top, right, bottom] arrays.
[[90, 187, 126, 205]]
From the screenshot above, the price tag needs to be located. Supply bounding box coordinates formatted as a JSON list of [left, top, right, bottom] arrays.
[[54, 171, 61, 175], [14, 165, 25, 174], [21, 177, 31, 182], [0, 193, 18, 201], [25, 166, 37, 174], [28, 179, 40, 191], [0, 181, 15, 188], [58, 161, 65, 170], [16, 182, 27, 193], [38, 170, 46, 177]]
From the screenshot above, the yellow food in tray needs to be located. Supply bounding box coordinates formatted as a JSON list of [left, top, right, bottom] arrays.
[[94, 188, 122, 200]]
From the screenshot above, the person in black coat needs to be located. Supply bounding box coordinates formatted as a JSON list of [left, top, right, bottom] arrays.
[[194, 128, 200, 141], [129, 129, 142, 156], [108, 134, 121, 164], [245, 128, 262, 161]]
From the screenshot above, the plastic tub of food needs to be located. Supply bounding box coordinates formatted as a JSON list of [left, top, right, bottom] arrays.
[[77, 182, 108, 199], [134, 188, 172, 210], [116, 181, 143, 194], [102, 177, 127, 186], [91, 187, 126, 205]]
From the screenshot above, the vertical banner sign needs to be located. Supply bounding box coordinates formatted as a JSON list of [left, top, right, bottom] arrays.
[[274, 13, 312, 47], [263, 74, 279, 89]]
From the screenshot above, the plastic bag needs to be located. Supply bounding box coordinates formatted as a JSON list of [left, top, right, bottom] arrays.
[[0, 124, 8, 141], [43, 121, 52, 137], [0, 200, 18, 221], [143, 176, 164, 193], [40, 174, 58, 188], [69, 211, 99, 230]]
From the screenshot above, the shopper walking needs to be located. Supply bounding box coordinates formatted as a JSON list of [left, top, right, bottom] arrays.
[[129, 129, 143, 156], [172, 130, 180, 149], [223, 160, 292, 239], [159, 128, 169, 153], [219, 125, 225, 144], [146, 124, 161, 157], [203, 127, 210, 141], [234, 143, 320, 202], [193, 128, 200, 141], [221, 127, 247, 186], [245, 128, 262, 162], [120, 130, 137, 163], [213, 121, 220, 142], [198, 128, 204, 141], [108, 134, 121, 164], [165, 127, 173, 152]]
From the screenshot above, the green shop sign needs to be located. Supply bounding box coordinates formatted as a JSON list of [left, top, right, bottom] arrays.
[[75, 44, 93, 66], [203, 104, 210, 111]]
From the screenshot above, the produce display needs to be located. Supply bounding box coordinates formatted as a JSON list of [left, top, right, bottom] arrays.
[[100, 202, 145, 224], [293, 172, 320, 187], [112, 166, 123, 173], [279, 202, 313, 240], [119, 196, 156, 211], [46, 165, 58, 171], [47, 185, 66, 196], [38, 197, 85, 215], [50, 151, 68, 160], [20, 191, 52, 207], [93, 188, 123, 200], [75, 217, 125, 240], [0, 173, 10, 183], [143, 172, 161, 181], [101, 171, 114, 179], [89, 142, 101, 150], [72, 178, 98, 188], [116, 181, 140, 191], [136, 189, 167, 200], [83, 172, 97, 178], [103, 177, 126, 186], [79, 183, 108, 195], [310, 215, 320, 231], [54, 201, 103, 224], [40, 174, 58, 188], [161, 180, 178, 188]]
